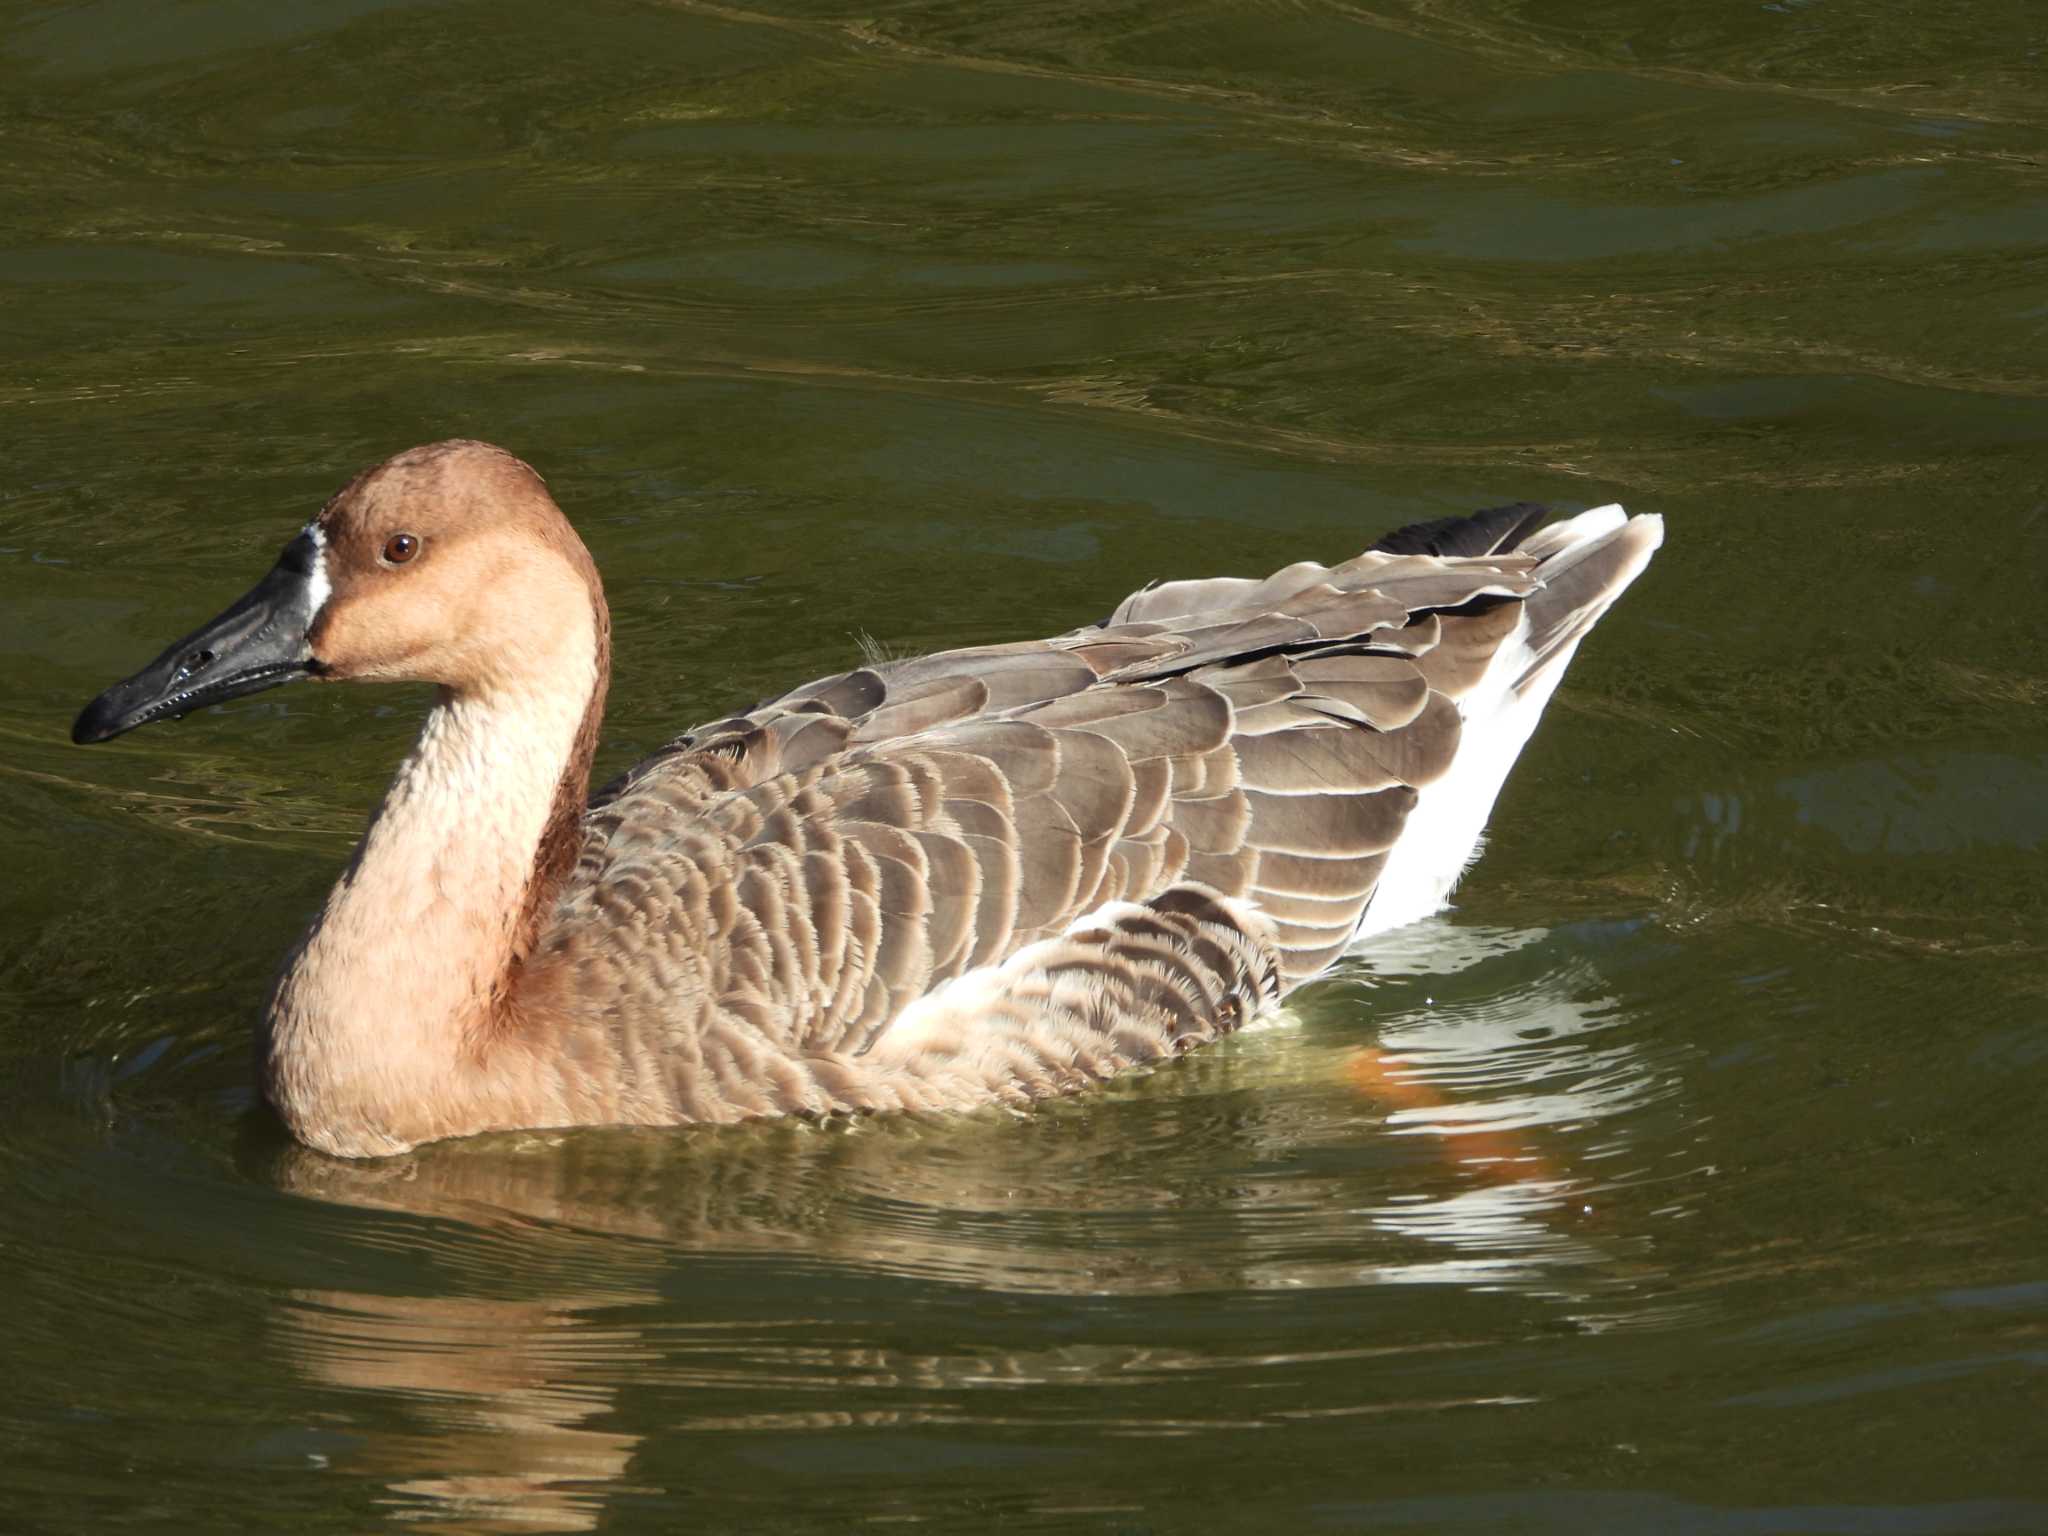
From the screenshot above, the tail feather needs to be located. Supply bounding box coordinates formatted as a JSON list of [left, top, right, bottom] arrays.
[[1370, 501, 1552, 559], [1515, 511, 1664, 692], [1357, 503, 1662, 938], [1515, 503, 1629, 563]]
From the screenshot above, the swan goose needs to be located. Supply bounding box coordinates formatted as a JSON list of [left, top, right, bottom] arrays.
[[74, 441, 1662, 1158]]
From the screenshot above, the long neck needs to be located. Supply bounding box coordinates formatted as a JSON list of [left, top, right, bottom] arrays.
[[263, 622, 605, 1159]]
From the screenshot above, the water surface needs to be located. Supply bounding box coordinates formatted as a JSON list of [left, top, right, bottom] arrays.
[[4, 1, 2046, 1530]]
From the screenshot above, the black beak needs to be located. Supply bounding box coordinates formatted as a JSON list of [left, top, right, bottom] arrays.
[[72, 531, 326, 745]]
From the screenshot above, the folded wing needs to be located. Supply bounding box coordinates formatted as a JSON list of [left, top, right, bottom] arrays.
[[568, 502, 1661, 1106]]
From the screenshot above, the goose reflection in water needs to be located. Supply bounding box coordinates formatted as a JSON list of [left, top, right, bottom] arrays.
[[259, 916, 1673, 1531]]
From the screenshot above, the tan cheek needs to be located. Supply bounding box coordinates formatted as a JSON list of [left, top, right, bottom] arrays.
[[309, 599, 382, 679], [311, 584, 437, 681]]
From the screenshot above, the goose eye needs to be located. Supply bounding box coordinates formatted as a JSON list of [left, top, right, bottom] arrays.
[[382, 532, 420, 565]]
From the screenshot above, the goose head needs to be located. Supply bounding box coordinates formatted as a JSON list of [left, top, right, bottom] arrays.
[[72, 441, 603, 744]]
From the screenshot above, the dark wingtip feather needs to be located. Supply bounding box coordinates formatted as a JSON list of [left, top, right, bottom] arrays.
[[1369, 502, 1550, 559]]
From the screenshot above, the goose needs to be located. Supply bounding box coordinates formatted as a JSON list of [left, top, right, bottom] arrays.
[[73, 441, 1662, 1159]]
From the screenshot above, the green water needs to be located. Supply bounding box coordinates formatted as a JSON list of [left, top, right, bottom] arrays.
[[5, 1, 2047, 1530]]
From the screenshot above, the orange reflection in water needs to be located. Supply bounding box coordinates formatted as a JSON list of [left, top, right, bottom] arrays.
[[1345, 1046, 1561, 1185]]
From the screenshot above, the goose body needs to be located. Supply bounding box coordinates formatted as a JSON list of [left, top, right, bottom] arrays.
[[75, 442, 1662, 1158]]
